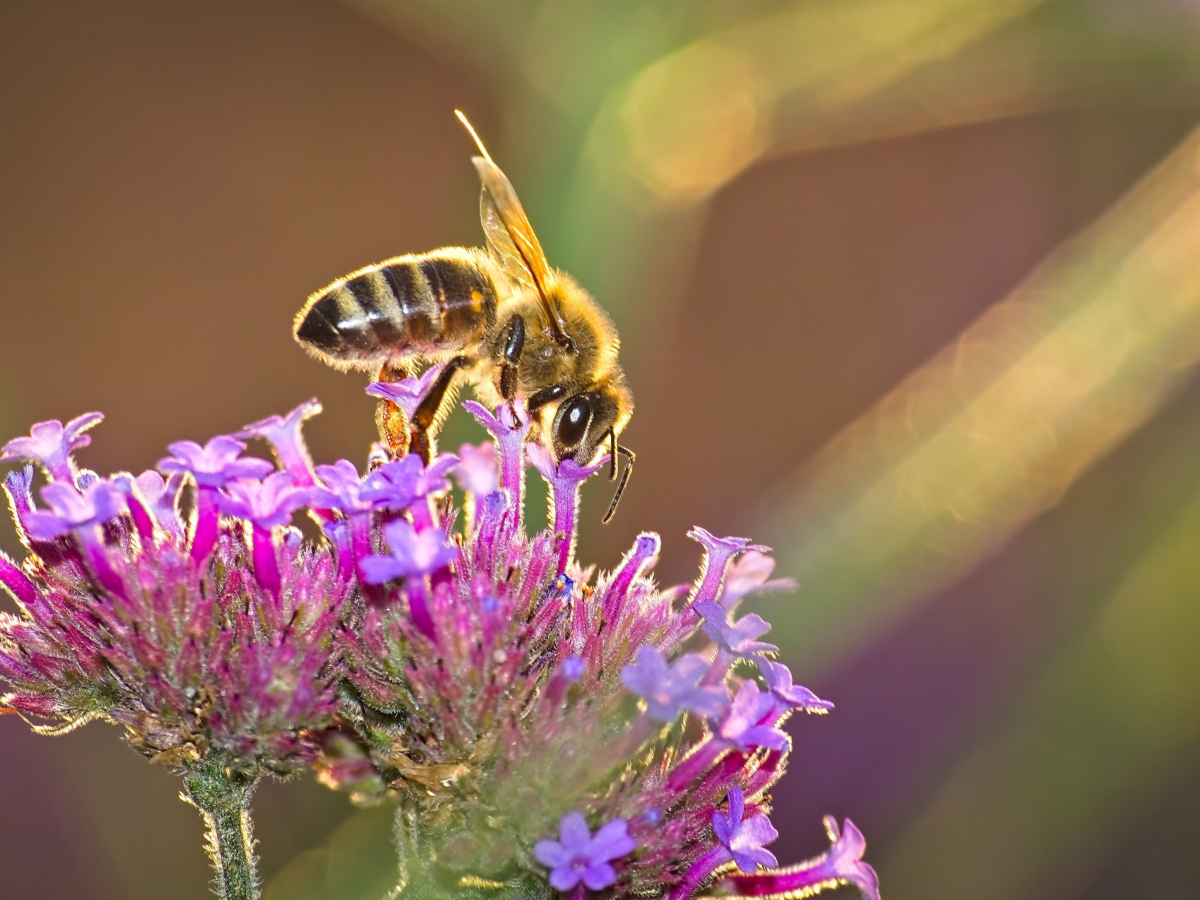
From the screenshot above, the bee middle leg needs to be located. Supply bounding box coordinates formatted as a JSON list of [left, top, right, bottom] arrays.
[[408, 355, 471, 464], [499, 314, 525, 400]]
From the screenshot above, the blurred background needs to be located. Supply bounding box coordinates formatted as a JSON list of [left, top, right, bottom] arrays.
[[4, 1, 1200, 898]]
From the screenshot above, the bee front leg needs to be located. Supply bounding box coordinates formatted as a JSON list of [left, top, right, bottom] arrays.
[[408, 355, 471, 464], [498, 314, 525, 400]]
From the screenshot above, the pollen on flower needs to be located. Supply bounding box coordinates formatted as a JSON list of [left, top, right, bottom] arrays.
[[0, 377, 878, 900]]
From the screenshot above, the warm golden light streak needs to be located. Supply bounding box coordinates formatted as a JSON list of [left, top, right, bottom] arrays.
[[613, 0, 1048, 202], [762, 121, 1200, 665]]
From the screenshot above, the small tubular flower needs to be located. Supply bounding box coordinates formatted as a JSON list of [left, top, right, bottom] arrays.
[[620, 646, 729, 723], [716, 817, 879, 900], [758, 659, 834, 714], [534, 812, 637, 892], [718, 680, 791, 752], [158, 435, 275, 565], [158, 436, 274, 488], [366, 364, 446, 419], [359, 519, 459, 584], [0, 412, 103, 482], [694, 599, 779, 657], [713, 787, 779, 872], [23, 480, 127, 540], [238, 398, 322, 487]]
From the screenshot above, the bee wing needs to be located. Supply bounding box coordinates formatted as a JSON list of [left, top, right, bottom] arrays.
[[477, 168, 537, 291], [472, 156, 569, 341]]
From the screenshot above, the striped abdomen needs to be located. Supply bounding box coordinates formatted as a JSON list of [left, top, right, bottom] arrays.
[[294, 247, 498, 369]]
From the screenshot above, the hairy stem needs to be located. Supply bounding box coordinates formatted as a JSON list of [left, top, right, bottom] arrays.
[[183, 760, 260, 900]]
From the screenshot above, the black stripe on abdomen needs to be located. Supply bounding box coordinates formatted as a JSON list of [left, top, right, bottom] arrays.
[[380, 262, 438, 346]]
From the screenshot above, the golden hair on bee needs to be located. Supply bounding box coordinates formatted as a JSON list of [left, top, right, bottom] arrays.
[[293, 111, 634, 521]]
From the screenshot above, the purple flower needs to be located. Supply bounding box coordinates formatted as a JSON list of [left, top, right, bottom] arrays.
[[694, 599, 778, 657], [758, 659, 833, 714], [463, 399, 532, 504], [359, 453, 458, 510], [416, 452, 459, 495], [238, 399, 322, 486], [533, 812, 636, 891], [454, 441, 498, 497], [217, 472, 309, 529], [366, 364, 446, 419], [0, 413, 104, 482], [358, 519, 459, 584], [23, 481, 127, 540], [621, 646, 728, 723], [309, 459, 370, 512], [158, 436, 274, 488], [720, 549, 796, 611], [718, 680, 790, 752], [713, 787, 778, 872]]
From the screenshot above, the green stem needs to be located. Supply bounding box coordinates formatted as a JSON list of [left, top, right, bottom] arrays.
[[183, 760, 260, 900]]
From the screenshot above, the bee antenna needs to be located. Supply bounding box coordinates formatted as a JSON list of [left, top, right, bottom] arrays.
[[602, 444, 635, 525], [608, 426, 618, 481], [455, 109, 494, 163]]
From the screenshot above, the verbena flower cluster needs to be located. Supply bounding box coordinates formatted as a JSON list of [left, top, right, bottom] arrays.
[[0, 379, 879, 900]]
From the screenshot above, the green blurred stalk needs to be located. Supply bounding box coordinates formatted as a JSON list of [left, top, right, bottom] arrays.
[[184, 761, 261, 900]]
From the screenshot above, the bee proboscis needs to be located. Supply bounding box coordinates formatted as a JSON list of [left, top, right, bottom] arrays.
[[294, 111, 634, 521]]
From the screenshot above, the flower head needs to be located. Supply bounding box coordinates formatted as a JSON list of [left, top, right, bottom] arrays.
[[534, 812, 637, 891], [1, 391, 878, 900], [1, 408, 348, 776]]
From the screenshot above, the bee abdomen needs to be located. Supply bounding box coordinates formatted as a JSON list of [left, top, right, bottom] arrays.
[[294, 248, 498, 369]]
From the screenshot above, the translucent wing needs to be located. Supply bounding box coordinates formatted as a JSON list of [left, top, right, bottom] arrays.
[[472, 156, 567, 341], [477, 170, 536, 291], [456, 111, 569, 342]]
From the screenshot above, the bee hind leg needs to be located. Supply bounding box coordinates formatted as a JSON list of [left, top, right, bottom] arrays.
[[374, 360, 413, 460]]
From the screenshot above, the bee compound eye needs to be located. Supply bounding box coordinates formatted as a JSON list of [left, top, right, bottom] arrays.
[[555, 395, 593, 451]]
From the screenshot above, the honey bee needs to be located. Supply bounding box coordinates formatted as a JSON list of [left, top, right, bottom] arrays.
[[294, 112, 634, 522]]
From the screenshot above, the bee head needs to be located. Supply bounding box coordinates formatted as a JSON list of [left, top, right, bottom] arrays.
[[549, 383, 625, 467], [549, 379, 635, 524]]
